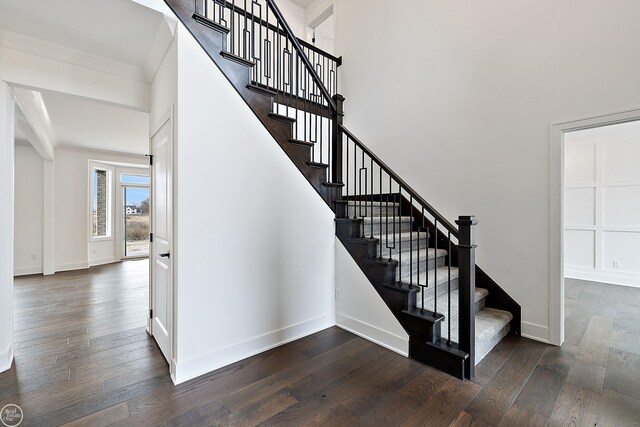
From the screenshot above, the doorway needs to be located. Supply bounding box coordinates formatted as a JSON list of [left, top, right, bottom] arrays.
[[549, 108, 640, 346], [307, 5, 334, 55], [121, 174, 151, 259]]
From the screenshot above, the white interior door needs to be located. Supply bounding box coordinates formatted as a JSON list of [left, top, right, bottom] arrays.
[[150, 118, 172, 363]]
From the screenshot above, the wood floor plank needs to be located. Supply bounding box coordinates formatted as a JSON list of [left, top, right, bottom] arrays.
[[548, 383, 600, 427], [60, 402, 130, 427], [498, 404, 549, 427], [512, 365, 567, 417], [404, 378, 482, 427], [575, 314, 614, 367], [604, 347, 640, 400], [565, 360, 605, 393], [463, 339, 547, 424], [596, 389, 640, 427]]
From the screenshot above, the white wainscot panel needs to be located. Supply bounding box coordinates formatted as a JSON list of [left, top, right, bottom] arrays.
[[564, 230, 595, 269], [602, 139, 640, 183], [564, 187, 595, 226], [603, 186, 640, 227], [602, 231, 640, 274], [564, 143, 595, 184]]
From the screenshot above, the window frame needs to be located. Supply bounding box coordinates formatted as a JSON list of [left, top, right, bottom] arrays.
[[89, 163, 114, 242]]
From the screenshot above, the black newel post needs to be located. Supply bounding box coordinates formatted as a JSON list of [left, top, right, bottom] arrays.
[[456, 215, 477, 379], [331, 94, 345, 184]]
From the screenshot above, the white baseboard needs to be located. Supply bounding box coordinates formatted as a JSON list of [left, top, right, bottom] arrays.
[[13, 265, 43, 276], [172, 313, 335, 385], [521, 321, 550, 344], [55, 261, 90, 273], [565, 270, 640, 289], [336, 313, 409, 357], [0, 344, 14, 373], [90, 257, 117, 267]]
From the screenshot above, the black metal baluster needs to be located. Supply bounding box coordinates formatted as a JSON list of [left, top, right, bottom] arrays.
[[398, 186, 402, 282], [421, 207, 425, 311], [434, 219, 438, 314], [370, 157, 374, 239], [230, 0, 235, 55], [378, 165, 382, 259], [409, 195, 413, 285], [448, 232, 452, 344], [242, 0, 248, 59], [294, 54, 299, 141], [387, 176, 392, 259]]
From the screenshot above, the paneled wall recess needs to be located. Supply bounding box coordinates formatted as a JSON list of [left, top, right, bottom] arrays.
[[564, 120, 640, 288]]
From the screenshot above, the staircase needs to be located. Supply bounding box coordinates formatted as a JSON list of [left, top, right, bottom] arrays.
[[165, 0, 521, 380]]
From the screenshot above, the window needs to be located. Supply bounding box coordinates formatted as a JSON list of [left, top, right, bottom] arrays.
[[121, 174, 150, 185], [92, 168, 112, 238]]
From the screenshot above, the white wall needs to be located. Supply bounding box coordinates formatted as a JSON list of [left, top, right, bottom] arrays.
[[335, 241, 408, 355], [54, 147, 147, 272], [14, 144, 44, 275], [334, 0, 640, 343], [171, 24, 335, 384], [564, 121, 640, 288], [0, 80, 15, 373], [274, 0, 306, 36]]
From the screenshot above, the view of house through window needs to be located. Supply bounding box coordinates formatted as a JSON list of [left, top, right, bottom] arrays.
[[122, 174, 150, 257], [92, 168, 111, 237]]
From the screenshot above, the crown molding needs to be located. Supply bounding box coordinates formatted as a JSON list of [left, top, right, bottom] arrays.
[[1, 31, 148, 83]]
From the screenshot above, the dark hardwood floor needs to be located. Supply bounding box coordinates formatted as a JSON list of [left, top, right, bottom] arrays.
[[1, 265, 639, 426]]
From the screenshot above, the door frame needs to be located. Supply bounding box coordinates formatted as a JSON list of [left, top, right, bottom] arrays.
[[306, 2, 334, 49], [549, 106, 640, 346], [148, 105, 175, 375]]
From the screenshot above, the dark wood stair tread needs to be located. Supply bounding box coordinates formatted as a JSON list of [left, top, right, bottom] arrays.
[[268, 112, 296, 123], [289, 139, 314, 148], [220, 51, 255, 67], [193, 13, 230, 34], [247, 83, 278, 97], [307, 162, 329, 169]]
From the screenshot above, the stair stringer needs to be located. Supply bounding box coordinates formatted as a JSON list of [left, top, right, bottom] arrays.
[[164, 0, 340, 209]]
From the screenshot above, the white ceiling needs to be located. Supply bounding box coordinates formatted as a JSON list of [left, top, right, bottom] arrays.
[[40, 91, 149, 155], [0, 0, 165, 69], [289, 0, 315, 8]]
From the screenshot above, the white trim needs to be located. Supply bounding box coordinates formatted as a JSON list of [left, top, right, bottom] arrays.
[[149, 105, 173, 373], [565, 270, 640, 289], [549, 106, 640, 347], [42, 160, 55, 275], [0, 344, 13, 373], [172, 313, 335, 385], [336, 313, 408, 357], [13, 266, 43, 276], [89, 256, 117, 267], [2, 31, 148, 82], [521, 322, 550, 343], [13, 88, 55, 161], [55, 261, 90, 272]]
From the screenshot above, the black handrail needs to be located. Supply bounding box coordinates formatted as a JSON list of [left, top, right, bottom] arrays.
[[339, 124, 460, 238], [211, 0, 342, 65], [265, 0, 337, 113]]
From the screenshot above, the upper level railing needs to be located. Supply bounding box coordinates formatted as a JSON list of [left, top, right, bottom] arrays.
[[195, 0, 340, 109]]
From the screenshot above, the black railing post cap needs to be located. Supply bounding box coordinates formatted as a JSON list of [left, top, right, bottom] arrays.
[[456, 215, 478, 226], [332, 93, 345, 101]]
